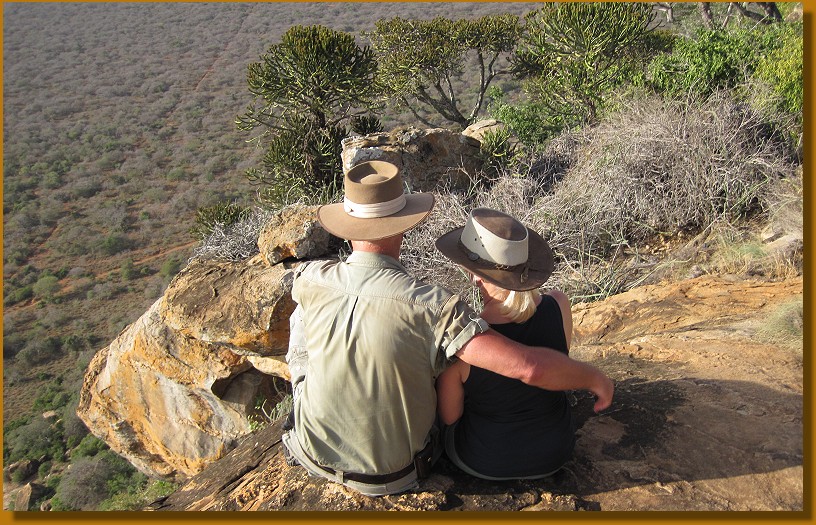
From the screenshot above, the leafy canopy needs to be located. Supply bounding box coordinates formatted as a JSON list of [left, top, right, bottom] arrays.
[[236, 25, 380, 207], [513, 2, 657, 124], [367, 15, 522, 128]]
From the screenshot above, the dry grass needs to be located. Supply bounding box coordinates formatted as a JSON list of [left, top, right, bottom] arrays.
[[404, 93, 801, 303]]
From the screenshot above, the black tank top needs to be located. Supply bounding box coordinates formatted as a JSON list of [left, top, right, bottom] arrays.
[[453, 294, 575, 477]]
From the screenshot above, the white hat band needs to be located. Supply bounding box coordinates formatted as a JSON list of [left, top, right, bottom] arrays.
[[461, 213, 528, 267], [343, 194, 407, 219]]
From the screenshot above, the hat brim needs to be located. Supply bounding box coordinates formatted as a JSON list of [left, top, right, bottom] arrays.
[[317, 193, 435, 241], [435, 226, 555, 291]]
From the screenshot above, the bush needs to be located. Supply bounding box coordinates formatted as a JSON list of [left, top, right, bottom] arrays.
[[751, 23, 803, 116], [487, 89, 562, 148], [32, 275, 60, 302], [70, 435, 108, 460], [5, 417, 65, 463], [159, 257, 182, 280], [479, 126, 518, 177], [190, 201, 251, 239], [53, 450, 138, 510], [403, 92, 799, 304], [191, 207, 276, 262], [646, 24, 801, 104], [32, 382, 70, 412], [17, 336, 62, 366], [98, 233, 130, 256]]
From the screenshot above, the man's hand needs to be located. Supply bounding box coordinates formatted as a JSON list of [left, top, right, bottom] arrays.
[[591, 373, 614, 413]]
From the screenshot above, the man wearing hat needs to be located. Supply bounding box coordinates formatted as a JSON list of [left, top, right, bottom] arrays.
[[282, 161, 613, 496]]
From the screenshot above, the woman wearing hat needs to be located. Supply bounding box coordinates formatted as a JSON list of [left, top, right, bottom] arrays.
[[435, 208, 577, 480]]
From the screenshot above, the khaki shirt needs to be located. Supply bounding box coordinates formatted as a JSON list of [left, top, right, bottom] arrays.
[[289, 251, 488, 475]]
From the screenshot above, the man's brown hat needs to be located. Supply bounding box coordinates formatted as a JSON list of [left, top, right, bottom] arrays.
[[317, 161, 434, 241], [435, 208, 554, 291]]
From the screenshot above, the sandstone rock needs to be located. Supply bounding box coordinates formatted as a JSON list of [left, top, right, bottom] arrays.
[[77, 297, 280, 480], [4, 459, 39, 484], [160, 255, 297, 356], [257, 205, 334, 266], [148, 275, 803, 511], [341, 127, 482, 192], [14, 482, 46, 511]]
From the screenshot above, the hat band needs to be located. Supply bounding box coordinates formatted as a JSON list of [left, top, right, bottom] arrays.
[[343, 194, 406, 219], [457, 239, 533, 284]]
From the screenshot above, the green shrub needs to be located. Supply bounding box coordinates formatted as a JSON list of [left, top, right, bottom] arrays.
[[5, 417, 65, 463], [32, 382, 70, 412], [646, 24, 799, 102], [479, 127, 518, 177], [17, 336, 62, 366], [190, 202, 251, 239], [752, 23, 802, 115], [32, 275, 60, 302], [486, 88, 562, 148], [350, 115, 383, 135], [3, 284, 34, 306], [98, 233, 130, 256], [53, 450, 138, 510], [159, 257, 182, 280], [71, 434, 108, 459]]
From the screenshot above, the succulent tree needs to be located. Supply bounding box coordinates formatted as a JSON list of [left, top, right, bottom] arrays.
[[366, 15, 522, 128], [236, 25, 381, 206], [513, 3, 657, 125]]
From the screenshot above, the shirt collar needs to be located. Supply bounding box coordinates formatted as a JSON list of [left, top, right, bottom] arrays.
[[346, 251, 409, 273]]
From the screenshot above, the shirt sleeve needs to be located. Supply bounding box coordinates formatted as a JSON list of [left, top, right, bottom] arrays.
[[286, 304, 308, 394], [432, 296, 489, 375]]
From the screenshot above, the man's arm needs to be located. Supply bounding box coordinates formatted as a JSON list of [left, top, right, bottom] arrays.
[[455, 329, 613, 413]]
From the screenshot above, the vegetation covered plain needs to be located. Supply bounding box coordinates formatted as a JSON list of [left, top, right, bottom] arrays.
[[3, 2, 802, 511]]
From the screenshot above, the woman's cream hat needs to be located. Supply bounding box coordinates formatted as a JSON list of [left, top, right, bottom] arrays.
[[435, 208, 554, 291], [317, 161, 435, 241]]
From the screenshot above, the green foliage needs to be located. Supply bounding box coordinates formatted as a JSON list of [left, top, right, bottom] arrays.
[[53, 450, 139, 510], [479, 127, 518, 177], [98, 479, 177, 511], [32, 381, 70, 412], [645, 23, 801, 103], [120, 258, 136, 281], [5, 417, 65, 463], [752, 23, 803, 115], [70, 434, 108, 460], [98, 233, 130, 256], [487, 87, 563, 147], [367, 15, 522, 127], [17, 336, 62, 366], [159, 256, 182, 280], [4, 284, 34, 306], [514, 2, 657, 125], [32, 275, 60, 302], [237, 25, 379, 207], [190, 201, 251, 239], [350, 114, 383, 135]]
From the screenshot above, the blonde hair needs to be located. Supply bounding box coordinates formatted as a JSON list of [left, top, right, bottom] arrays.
[[494, 289, 539, 324]]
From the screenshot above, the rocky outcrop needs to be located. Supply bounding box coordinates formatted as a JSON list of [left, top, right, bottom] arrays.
[[77, 206, 332, 481], [341, 126, 483, 192], [148, 275, 803, 511], [77, 125, 489, 481]]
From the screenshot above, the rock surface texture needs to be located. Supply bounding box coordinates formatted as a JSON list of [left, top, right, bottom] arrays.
[[341, 126, 483, 192], [148, 275, 803, 511], [76, 206, 331, 480]]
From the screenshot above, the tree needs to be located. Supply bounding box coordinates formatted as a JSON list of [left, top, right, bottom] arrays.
[[513, 3, 657, 125], [366, 15, 522, 128], [236, 25, 380, 206]]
